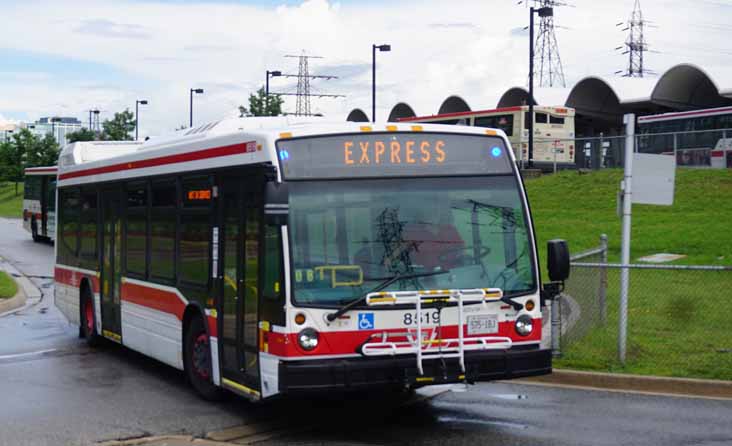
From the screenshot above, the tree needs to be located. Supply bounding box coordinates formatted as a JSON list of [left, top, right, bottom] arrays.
[[0, 129, 59, 195], [239, 87, 284, 117], [66, 128, 97, 143], [102, 109, 136, 140]]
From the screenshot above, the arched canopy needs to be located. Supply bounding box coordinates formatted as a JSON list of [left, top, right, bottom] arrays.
[[346, 108, 369, 122], [497, 87, 536, 108], [387, 102, 416, 122], [565, 77, 623, 119], [651, 63, 729, 110], [438, 95, 471, 115]]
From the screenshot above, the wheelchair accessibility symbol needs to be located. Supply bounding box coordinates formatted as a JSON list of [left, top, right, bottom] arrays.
[[358, 313, 374, 330]]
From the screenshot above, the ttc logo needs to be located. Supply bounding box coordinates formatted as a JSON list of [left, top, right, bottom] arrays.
[[358, 313, 374, 330]]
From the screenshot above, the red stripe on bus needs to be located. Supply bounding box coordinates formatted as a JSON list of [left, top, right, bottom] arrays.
[[711, 150, 724, 157], [266, 319, 542, 357], [398, 106, 524, 122], [54, 266, 100, 293], [638, 106, 732, 123], [121, 281, 187, 321], [58, 141, 254, 181], [24, 167, 58, 174]]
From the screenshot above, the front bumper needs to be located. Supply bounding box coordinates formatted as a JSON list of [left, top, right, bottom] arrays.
[[279, 346, 551, 393]]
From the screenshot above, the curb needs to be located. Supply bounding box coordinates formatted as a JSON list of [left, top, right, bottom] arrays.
[[0, 275, 26, 314], [0, 257, 43, 317], [517, 368, 732, 400]]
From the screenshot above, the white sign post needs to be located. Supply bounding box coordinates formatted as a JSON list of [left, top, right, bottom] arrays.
[[618, 114, 676, 364]]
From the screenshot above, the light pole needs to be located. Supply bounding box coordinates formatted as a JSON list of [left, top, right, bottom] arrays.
[[372, 44, 391, 123], [528, 6, 553, 169], [265, 70, 282, 116], [135, 99, 148, 141], [190, 88, 204, 127]]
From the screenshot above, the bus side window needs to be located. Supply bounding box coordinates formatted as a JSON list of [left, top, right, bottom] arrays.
[[535, 113, 548, 124], [549, 115, 564, 124]]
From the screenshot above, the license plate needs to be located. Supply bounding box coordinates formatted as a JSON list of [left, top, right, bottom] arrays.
[[467, 314, 498, 335]]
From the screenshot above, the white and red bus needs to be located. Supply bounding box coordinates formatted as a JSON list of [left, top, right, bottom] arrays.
[[23, 166, 58, 242], [399, 106, 576, 168], [54, 118, 567, 401], [638, 105, 732, 168]]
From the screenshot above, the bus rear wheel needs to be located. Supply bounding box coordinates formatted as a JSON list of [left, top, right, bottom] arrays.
[[31, 219, 40, 243], [184, 317, 224, 401], [81, 290, 101, 347]]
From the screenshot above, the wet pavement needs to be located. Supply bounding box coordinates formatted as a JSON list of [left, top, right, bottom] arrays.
[[1, 217, 731, 446]]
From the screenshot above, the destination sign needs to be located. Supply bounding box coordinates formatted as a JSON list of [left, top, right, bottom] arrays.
[[276, 132, 512, 179]]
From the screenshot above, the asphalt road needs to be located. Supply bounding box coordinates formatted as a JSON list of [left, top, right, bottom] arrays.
[[0, 217, 731, 446]]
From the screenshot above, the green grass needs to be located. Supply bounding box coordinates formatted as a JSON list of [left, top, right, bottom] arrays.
[[526, 168, 732, 268], [0, 182, 23, 218], [0, 271, 17, 299], [524, 168, 732, 380]]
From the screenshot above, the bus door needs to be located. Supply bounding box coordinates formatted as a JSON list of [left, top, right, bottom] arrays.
[[217, 173, 264, 395], [40, 176, 48, 237], [100, 188, 123, 342]]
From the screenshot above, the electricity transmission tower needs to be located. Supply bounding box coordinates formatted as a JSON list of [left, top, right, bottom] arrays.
[[275, 52, 344, 116], [526, 0, 567, 88], [616, 0, 653, 77]]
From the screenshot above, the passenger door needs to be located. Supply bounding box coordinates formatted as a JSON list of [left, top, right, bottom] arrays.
[[217, 172, 265, 397], [99, 188, 123, 341]]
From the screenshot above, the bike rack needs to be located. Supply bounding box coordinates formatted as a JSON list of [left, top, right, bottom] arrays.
[[361, 288, 512, 375]]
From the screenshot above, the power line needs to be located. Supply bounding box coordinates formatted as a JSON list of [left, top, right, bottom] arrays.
[[521, 0, 568, 88], [275, 52, 345, 116], [616, 0, 654, 77]]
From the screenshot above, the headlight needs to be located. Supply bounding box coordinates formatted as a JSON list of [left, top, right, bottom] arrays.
[[515, 314, 533, 337], [297, 328, 319, 351]]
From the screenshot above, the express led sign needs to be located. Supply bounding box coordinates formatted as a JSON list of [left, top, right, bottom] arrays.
[[277, 132, 512, 179], [343, 139, 446, 166]]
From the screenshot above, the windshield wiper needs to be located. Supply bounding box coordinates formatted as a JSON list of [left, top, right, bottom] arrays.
[[325, 270, 450, 322]]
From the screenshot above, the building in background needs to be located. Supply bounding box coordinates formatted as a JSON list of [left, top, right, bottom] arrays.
[[30, 117, 82, 146]]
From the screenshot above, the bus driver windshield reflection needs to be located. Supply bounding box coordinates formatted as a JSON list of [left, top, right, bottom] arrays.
[[288, 176, 536, 305]]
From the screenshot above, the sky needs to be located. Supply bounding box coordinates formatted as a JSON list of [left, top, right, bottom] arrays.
[[0, 0, 731, 138]]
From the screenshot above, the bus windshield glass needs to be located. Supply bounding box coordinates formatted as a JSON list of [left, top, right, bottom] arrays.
[[288, 175, 536, 306]]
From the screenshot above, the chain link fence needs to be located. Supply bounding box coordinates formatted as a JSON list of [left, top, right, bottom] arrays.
[[555, 235, 732, 380], [534, 127, 732, 171]]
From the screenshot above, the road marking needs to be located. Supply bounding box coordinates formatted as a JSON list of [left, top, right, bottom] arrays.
[[513, 379, 732, 402], [0, 348, 57, 361]]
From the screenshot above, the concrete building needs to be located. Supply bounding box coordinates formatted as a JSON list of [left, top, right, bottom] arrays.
[[348, 63, 732, 137]]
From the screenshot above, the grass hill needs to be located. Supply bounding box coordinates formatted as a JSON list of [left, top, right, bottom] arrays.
[[525, 168, 732, 267]]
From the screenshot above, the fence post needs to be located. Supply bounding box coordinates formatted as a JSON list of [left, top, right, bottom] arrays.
[[599, 234, 608, 325], [551, 293, 561, 357]]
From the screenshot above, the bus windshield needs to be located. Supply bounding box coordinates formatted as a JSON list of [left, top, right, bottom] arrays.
[[288, 176, 536, 306]]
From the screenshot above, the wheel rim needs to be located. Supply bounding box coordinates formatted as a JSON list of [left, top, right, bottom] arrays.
[[85, 298, 94, 334], [192, 333, 211, 380]]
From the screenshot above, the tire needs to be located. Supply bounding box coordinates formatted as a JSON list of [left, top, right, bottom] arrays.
[[31, 219, 40, 243], [80, 289, 101, 347], [184, 316, 224, 401]]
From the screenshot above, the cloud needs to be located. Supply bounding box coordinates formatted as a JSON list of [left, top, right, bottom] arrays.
[[74, 19, 152, 40], [428, 23, 478, 29], [0, 0, 730, 137]]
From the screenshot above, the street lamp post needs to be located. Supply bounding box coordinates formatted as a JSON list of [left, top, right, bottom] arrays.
[[135, 100, 148, 141], [265, 70, 282, 116], [372, 44, 391, 123], [528, 6, 553, 169], [190, 88, 204, 127]]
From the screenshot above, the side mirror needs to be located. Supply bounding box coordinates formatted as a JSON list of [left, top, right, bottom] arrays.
[[547, 239, 570, 282], [264, 181, 289, 226]]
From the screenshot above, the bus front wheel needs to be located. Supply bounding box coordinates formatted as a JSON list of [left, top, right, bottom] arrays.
[[184, 317, 224, 401]]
